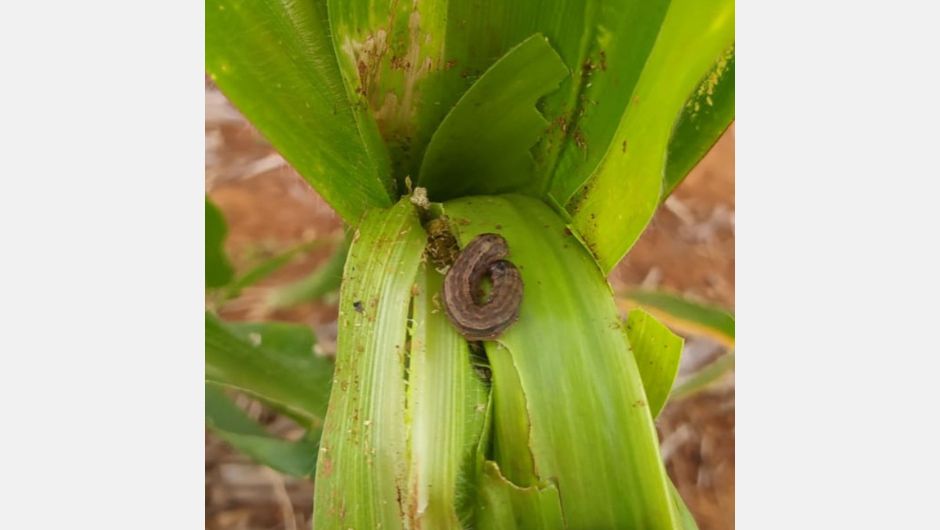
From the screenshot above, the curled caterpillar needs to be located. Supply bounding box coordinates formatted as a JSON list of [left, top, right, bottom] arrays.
[[442, 233, 523, 340]]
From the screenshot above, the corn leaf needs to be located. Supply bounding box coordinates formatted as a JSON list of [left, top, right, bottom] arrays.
[[418, 34, 568, 200], [444, 194, 676, 528], [671, 352, 735, 401], [208, 0, 732, 258], [205, 383, 320, 477], [205, 314, 333, 426], [625, 309, 684, 418], [664, 45, 735, 198], [486, 343, 538, 488], [320, 0, 592, 183], [324, 1, 731, 206], [205, 197, 233, 288], [619, 289, 735, 349], [406, 263, 489, 528], [567, 0, 734, 272], [476, 461, 565, 530], [313, 198, 427, 530], [323, 0, 449, 182], [224, 239, 327, 300], [542, 0, 673, 204], [267, 235, 351, 309], [225, 321, 319, 360], [206, 0, 394, 223]]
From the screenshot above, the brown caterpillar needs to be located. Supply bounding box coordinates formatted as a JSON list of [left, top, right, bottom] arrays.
[[442, 233, 523, 340]]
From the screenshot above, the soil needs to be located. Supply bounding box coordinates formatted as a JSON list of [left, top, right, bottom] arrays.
[[206, 88, 735, 530]]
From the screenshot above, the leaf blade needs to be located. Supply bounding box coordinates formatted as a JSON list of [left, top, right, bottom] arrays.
[[444, 194, 677, 528], [663, 46, 735, 198], [541, 0, 673, 202], [206, 0, 394, 223], [566, 0, 735, 271], [406, 263, 489, 528], [619, 289, 735, 348], [312, 198, 427, 530], [625, 308, 684, 418], [476, 461, 565, 530], [418, 34, 569, 200], [266, 235, 351, 309], [205, 314, 333, 425], [206, 383, 320, 477], [671, 352, 735, 401], [206, 197, 234, 288], [224, 239, 327, 300]]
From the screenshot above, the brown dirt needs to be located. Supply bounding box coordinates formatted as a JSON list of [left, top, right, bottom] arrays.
[[206, 89, 734, 529]]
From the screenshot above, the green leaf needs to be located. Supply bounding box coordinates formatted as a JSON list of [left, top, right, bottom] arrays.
[[476, 461, 565, 530], [431, 0, 607, 195], [406, 263, 489, 528], [619, 290, 734, 399], [225, 321, 319, 360], [213, 0, 733, 265], [224, 239, 327, 300], [619, 289, 735, 348], [324, 1, 700, 197], [671, 352, 735, 401], [323, 0, 449, 183], [313, 198, 427, 530], [444, 194, 677, 528], [206, 0, 394, 224], [205, 314, 333, 426], [664, 45, 735, 198], [566, 0, 735, 272], [206, 197, 233, 288], [541, 0, 674, 204], [266, 234, 351, 309], [625, 309, 684, 418], [418, 34, 568, 200], [486, 343, 538, 487], [206, 383, 320, 477]]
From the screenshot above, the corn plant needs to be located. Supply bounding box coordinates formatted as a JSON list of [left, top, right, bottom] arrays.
[[206, 1, 733, 528], [619, 289, 735, 399]]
